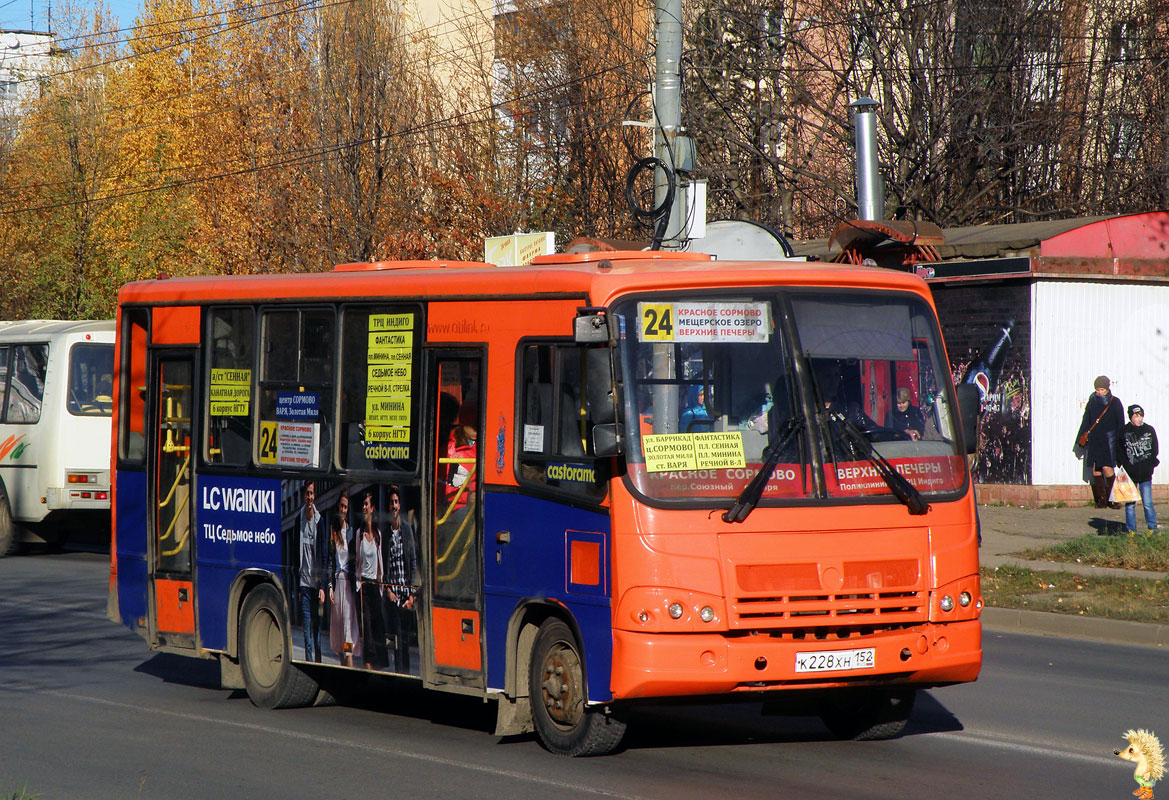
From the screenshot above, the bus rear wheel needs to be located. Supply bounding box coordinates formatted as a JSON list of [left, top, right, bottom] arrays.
[[528, 619, 626, 757], [819, 688, 916, 741], [238, 584, 319, 709]]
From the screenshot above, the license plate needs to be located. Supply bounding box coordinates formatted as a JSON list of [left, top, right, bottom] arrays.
[[794, 647, 876, 673]]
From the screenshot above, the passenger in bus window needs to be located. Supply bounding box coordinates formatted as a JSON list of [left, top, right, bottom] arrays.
[[680, 386, 713, 432], [327, 488, 359, 668], [383, 485, 418, 674], [813, 359, 878, 431], [885, 388, 925, 440], [356, 490, 389, 670], [445, 402, 478, 518], [298, 480, 326, 663]]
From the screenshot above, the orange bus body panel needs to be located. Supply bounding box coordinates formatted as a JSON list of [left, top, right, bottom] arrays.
[[155, 578, 195, 635], [152, 306, 201, 345], [432, 606, 483, 671]]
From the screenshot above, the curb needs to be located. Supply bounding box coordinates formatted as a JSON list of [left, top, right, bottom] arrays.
[[981, 606, 1169, 648], [981, 555, 1169, 581]]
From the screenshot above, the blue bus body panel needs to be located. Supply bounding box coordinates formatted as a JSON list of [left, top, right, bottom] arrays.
[[195, 475, 285, 652], [482, 491, 613, 702], [114, 469, 149, 630]]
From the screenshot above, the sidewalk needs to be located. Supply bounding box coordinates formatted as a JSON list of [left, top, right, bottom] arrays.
[[976, 501, 1169, 647]]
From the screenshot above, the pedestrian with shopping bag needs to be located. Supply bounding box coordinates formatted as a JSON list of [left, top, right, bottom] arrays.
[[1117, 404, 1160, 533]]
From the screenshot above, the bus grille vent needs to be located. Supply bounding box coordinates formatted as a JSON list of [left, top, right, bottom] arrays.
[[729, 591, 924, 628]]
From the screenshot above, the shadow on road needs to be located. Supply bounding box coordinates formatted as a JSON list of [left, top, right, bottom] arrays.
[[591, 689, 963, 752], [134, 652, 223, 689], [127, 652, 966, 755]]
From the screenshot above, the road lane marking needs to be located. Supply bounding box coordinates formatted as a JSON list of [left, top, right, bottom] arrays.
[[931, 730, 1118, 768], [37, 689, 646, 799]]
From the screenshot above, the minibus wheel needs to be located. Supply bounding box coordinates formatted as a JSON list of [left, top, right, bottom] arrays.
[[0, 488, 15, 557], [239, 583, 319, 709], [819, 688, 916, 740], [528, 618, 626, 756]]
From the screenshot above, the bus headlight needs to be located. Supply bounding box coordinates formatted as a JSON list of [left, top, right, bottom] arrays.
[[616, 587, 727, 632], [931, 575, 982, 622]]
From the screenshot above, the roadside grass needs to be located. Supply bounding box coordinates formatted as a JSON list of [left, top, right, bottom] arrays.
[[2, 784, 38, 800], [981, 565, 1169, 624], [1018, 532, 1169, 571]]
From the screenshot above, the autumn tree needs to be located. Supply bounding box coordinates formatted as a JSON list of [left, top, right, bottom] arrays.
[[682, 0, 1169, 237], [0, 0, 123, 318], [492, 0, 652, 242]]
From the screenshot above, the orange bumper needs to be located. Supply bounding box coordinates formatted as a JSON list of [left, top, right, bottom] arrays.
[[611, 620, 981, 699]]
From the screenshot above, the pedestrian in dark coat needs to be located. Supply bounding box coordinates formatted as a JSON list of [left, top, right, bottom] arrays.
[[1076, 375, 1125, 508]]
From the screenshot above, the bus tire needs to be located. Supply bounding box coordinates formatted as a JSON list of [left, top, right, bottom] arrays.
[[238, 584, 319, 710], [819, 688, 916, 741], [528, 618, 626, 757], [0, 487, 16, 557]]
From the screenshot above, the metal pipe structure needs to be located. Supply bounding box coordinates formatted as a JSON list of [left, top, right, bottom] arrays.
[[850, 97, 884, 221]]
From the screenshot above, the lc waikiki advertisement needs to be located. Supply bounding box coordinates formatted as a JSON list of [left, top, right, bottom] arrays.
[[199, 474, 424, 676], [281, 479, 423, 675]]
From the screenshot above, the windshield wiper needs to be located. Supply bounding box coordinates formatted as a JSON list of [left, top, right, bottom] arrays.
[[723, 416, 804, 524], [823, 411, 930, 515]]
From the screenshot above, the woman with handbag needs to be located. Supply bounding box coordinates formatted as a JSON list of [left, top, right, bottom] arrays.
[[1076, 375, 1125, 508]]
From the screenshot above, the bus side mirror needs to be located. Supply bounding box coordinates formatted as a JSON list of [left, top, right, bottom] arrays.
[[955, 383, 980, 455], [574, 313, 609, 343], [592, 423, 624, 457], [585, 347, 617, 425]]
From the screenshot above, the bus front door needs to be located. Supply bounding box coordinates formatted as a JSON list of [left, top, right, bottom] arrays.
[[149, 354, 197, 650], [427, 354, 484, 690]]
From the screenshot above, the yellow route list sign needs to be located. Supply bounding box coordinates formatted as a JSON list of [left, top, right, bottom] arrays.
[[642, 432, 746, 472], [365, 313, 414, 447], [209, 368, 251, 416]]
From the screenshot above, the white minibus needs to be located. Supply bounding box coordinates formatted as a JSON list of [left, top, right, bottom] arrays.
[[0, 320, 114, 555]]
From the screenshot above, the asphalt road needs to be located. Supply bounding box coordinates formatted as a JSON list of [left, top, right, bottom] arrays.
[[1, 549, 1166, 799]]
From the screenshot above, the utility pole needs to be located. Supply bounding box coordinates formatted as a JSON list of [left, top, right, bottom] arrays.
[[650, 0, 703, 249]]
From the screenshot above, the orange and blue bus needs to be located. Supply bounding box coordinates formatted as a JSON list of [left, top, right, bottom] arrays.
[[108, 250, 982, 756]]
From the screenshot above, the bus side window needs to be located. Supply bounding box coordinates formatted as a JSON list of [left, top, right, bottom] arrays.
[[258, 307, 334, 470], [206, 307, 255, 466], [517, 343, 606, 500], [338, 305, 421, 473], [120, 309, 149, 463], [0, 346, 8, 420], [7, 344, 48, 424]]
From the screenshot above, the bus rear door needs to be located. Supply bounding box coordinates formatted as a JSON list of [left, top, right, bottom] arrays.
[[427, 353, 484, 690]]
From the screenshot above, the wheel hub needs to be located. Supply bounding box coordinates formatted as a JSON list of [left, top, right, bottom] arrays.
[[540, 642, 583, 728]]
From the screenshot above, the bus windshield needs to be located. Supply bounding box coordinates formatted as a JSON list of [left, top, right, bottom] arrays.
[[614, 290, 967, 507]]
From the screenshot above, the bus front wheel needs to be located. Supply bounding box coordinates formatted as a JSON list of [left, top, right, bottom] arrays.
[[0, 488, 16, 557], [819, 688, 916, 741], [238, 584, 319, 709], [528, 619, 626, 757]]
